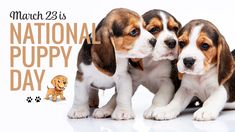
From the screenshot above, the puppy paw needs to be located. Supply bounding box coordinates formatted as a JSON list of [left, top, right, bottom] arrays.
[[143, 106, 157, 119], [67, 107, 90, 119], [193, 107, 219, 121], [111, 107, 135, 120], [92, 107, 114, 118], [151, 107, 180, 120]]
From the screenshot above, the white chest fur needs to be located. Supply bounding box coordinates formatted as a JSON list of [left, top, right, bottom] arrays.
[[130, 57, 172, 93], [182, 66, 221, 101]]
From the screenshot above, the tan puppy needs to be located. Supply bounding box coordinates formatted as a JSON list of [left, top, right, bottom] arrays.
[[45, 75, 68, 102]]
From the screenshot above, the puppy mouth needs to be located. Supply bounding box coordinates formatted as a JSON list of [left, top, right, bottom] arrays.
[[179, 68, 205, 75], [152, 52, 177, 61], [133, 51, 151, 58], [56, 85, 65, 90], [117, 49, 152, 58]]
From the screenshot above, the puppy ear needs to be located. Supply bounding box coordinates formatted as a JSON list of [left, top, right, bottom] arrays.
[[51, 77, 57, 87], [129, 58, 144, 71], [91, 26, 116, 76], [175, 19, 182, 34], [217, 36, 234, 85]]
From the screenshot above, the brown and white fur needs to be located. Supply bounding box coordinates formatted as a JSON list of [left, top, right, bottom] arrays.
[[92, 9, 182, 119], [67, 8, 156, 120], [151, 19, 235, 121]]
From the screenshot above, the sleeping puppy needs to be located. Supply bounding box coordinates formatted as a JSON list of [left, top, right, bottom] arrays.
[[92, 9, 182, 119], [152, 19, 235, 121], [67, 8, 156, 120]]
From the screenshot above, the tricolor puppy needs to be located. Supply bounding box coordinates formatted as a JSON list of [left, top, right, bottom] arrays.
[[92, 9, 182, 119], [67, 8, 156, 120], [142, 10, 181, 119], [152, 19, 235, 121]]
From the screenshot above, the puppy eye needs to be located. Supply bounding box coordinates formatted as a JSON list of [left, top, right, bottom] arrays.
[[173, 27, 179, 32], [149, 27, 160, 34], [179, 41, 186, 48], [200, 43, 210, 51], [58, 80, 60, 83], [129, 28, 139, 37]]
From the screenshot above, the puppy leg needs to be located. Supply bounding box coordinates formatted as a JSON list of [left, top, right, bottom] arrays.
[[67, 79, 90, 119], [52, 94, 57, 102], [152, 86, 194, 120], [193, 86, 227, 121], [44, 93, 50, 100], [89, 89, 99, 108], [224, 102, 235, 109], [93, 82, 139, 118], [93, 92, 117, 118], [144, 79, 175, 119], [111, 73, 134, 120], [60, 93, 66, 100]]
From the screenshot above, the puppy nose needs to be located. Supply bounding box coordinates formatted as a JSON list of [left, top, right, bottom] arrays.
[[183, 57, 196, 68], [165, 39, 176, 49], [149, 38, 156, 47]]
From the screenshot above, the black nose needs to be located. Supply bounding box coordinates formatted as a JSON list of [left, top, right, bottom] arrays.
[[149, 38, 156, 47], [165, 39, 176, 49], [183, 57, 196, 68]]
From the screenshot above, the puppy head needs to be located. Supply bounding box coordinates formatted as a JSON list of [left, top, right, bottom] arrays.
[[51, 75, 68, 91], [92, 8, 156, 76], [177, 19, 234, 84], [143, 9, 181, 61]]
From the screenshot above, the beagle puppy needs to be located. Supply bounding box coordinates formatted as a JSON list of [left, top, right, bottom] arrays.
[[152, 19, 235, 121], [45, 75, 68, 102], [92, 9, 182, 119], [67, 8, 156, 120]]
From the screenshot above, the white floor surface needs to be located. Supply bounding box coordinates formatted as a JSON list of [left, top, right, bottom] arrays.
[[1, 86, 235, 132]]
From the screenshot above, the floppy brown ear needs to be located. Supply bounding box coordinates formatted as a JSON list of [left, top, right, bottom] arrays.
[[129, 58, 144, 71], [217, 36, 234, 85], [91, 27, 116, 76], [51, 77, 57, 87]]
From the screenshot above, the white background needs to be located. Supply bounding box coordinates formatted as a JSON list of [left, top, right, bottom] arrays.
[[0, 0, 235, 132]]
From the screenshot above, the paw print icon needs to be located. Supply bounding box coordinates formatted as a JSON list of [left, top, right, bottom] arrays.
[[26, 97, 33, 103], [35, 96, 41, 103]]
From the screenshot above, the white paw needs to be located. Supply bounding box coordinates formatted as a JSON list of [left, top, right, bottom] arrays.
[[143, 106, 157, 119], [193, 107, 219, 121], [67, 107, 90, 119], [111, 107, 135, 120], [92, 107, 114, 118], [151, 107, 180, 120]]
